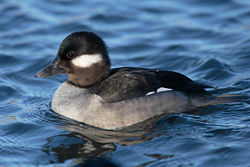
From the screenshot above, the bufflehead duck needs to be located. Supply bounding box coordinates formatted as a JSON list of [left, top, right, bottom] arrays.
[[35, 31, 220, 130]]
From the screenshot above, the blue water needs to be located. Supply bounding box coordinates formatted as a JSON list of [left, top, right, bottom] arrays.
[[0, 0, 250, 166]]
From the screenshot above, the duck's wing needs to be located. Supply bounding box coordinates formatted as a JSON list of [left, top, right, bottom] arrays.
[[89, 67, 211, 103]]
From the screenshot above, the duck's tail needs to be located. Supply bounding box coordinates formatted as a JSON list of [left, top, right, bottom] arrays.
[[190, 93, 248, 109], [214, 94, 249, 104]]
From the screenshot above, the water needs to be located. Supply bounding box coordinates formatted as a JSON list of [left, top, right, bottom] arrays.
[[0, 0, 250, 166]]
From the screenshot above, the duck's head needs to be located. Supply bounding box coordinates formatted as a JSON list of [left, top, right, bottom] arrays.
[[35, 31, 111, 87]]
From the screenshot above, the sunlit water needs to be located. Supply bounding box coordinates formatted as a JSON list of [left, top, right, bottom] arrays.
[[0, 0, 250, 166]]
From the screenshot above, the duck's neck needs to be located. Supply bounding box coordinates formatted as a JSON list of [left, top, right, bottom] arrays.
[[67, 63, 110, 88]]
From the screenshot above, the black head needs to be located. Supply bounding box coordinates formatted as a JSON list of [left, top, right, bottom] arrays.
[[36, 31, 111, 87], [58, 31, 110, 65]]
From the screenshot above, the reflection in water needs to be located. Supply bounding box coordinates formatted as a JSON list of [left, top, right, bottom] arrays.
[[42, 116, 165, 165], [43, 132, 115, 164], [73, 158, 119, 167]]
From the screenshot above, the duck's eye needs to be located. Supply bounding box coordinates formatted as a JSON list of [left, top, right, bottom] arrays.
[[67, 52, 76, 59]]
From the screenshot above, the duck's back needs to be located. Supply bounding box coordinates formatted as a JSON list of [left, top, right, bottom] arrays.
[[89, 67, 211, 103]]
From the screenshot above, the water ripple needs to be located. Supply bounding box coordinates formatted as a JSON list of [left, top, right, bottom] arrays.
[[0, 0, 250, 166]]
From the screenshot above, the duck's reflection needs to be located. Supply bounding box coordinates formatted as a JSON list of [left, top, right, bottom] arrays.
[[42, 115, 166, 165]]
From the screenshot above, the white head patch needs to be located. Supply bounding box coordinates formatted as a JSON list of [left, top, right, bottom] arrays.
[[71, 54, 102, 68]]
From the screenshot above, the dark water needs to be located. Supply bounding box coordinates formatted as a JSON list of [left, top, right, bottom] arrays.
[[0, 0, 250, 166]]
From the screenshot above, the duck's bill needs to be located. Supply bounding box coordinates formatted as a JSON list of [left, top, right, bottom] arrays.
[[35, 58, 65, 78]]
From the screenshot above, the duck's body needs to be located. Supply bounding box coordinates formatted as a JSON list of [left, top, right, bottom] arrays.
[[36, 31, 219, 130], [52, 82, 191, 129], [51, 66, 214, 129]]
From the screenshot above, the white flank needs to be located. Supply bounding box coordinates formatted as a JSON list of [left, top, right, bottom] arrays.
[[146, 87, 172, 96], [72, 54, 102, 68]]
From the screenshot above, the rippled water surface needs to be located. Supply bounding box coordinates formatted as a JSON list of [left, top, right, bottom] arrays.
[[0, 0, 250, 166]]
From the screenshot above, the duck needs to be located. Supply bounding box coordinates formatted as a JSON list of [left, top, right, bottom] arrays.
[[35, 31, 224, 130]]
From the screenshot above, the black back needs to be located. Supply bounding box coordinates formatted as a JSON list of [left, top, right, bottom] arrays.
[[90, 67, 211, 103]]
